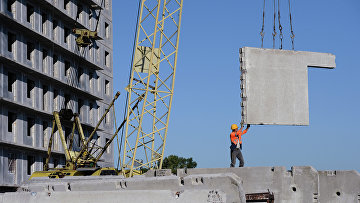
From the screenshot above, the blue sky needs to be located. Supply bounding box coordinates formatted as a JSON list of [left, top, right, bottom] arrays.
[[112, 0, 360, 171]]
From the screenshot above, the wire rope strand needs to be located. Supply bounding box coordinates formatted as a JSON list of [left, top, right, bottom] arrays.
[[277, 0, 283, 49], [288, 0, 295, 50], [272, 0, 277, 49], [260, 0, 265, 48], [117, 0, 142, 170]]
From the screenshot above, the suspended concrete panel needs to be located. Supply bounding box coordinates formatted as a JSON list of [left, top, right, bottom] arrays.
[[239, 47, 335, 125]]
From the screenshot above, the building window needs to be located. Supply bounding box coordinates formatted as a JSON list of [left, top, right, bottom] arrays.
[[26, 4, 34, 24], [42, 121, 48, 148], [89, 102, 93, 122], [96, 45, 100, 62], [27, 155, 35, 175], [53, 89, 59, 110], [27, 79, 35, 98], [7, 32, 16, 52], [64, 0, 70, 10], [27, 117, 35, 137], [88, 10, 93, 27], [64, 27, 70, 44], [89, 71, 93, 89], [105, 22, 109, 38], [8, 153, 16, 174], [77, 67, 83, 85], [75, 134, 80, 148], [42, 12, 47, 34], [42, 158, 47, 170], [8, 72, 16, 92], [7, 0, 15, 13], [65, 127, 71, 145], [78, 99, 83, 114], [105, 51, 110, 67], [65, 60, 70, 77], [54, 159, 58, 168], [89, 46, 93, 59], [53, 54, 58, 76], [8, 112, 16, 133], [42, 49, 48, 73], [26, 41, 34, 61], [105, 113, 110, 124], [64, 94, 71, 109], [105, 80, 110, 95], [43, 85, 48, 110], [53, 20, 58, 40], [77, 4, 83, 21]]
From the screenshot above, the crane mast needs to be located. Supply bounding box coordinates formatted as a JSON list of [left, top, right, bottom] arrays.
[[121, 0, 183, 176]]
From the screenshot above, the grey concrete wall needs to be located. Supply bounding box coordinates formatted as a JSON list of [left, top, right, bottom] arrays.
[[0, 0, 114, 187], [0, 145, 65, 187], [1, 190, 234, 203], [1, 173, 246, 203], [1, 166, 358, 202], [319, 170, 360, 203], [179, 166, 360, 203], [240, 47, 335, 125]]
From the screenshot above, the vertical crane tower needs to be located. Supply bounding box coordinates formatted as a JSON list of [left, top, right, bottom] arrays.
[[121, 0, 183, 176]]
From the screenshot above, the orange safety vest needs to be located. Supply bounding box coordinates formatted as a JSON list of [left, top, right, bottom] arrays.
[[230, 128, 248, 145]]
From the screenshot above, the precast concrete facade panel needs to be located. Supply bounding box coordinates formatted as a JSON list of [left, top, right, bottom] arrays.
[[0, 0, 114, 189], [179, 166, 360, 203], [240, 47, 335, 125], [0, 173, 246, 203]]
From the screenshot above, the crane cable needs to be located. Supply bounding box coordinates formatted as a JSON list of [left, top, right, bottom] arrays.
[[116, 0, 142, 170], [259, 0, 295, 50], [272, 0, 277, 49], [259, 0, 265, 48], [288, 0, 295, 50], [277, 0, 283, 49]]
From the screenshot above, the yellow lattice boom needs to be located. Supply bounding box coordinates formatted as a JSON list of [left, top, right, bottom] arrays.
[[121, 0, 183, 176]]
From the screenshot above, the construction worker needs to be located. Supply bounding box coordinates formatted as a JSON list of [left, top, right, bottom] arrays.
[[230, 123, 250, 167]]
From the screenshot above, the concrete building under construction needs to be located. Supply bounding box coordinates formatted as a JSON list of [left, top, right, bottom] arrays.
[[0, 0, 113, 189]]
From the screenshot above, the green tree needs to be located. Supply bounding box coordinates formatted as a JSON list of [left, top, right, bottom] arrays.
[[162, 155, 197, 174]]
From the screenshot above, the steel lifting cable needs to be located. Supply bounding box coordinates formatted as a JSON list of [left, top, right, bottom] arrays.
[[260, 0, 265, 48], [277, 0, 283, 49], [288, 0, 295, 50], [117, 0, 142, 170], [272, 0, 277, 49]]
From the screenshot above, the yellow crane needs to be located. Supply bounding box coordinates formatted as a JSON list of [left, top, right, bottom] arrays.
[[120, 0, 184, 176], [31, 0, 184, 179], [31, 92, 122, 178]]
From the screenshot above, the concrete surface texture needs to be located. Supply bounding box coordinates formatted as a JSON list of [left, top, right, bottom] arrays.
[[0, 173, 246, 203], [240, 47, 336, 125], [0, 0, 114, 188], [1, 167, 359, 202], [179, 166, 360, 203]]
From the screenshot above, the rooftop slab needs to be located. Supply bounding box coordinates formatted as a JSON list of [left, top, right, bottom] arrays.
[[240, 47, 335, 125]]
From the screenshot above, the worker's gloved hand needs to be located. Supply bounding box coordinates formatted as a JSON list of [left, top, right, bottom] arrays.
[[247, 124, 250, 128]]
